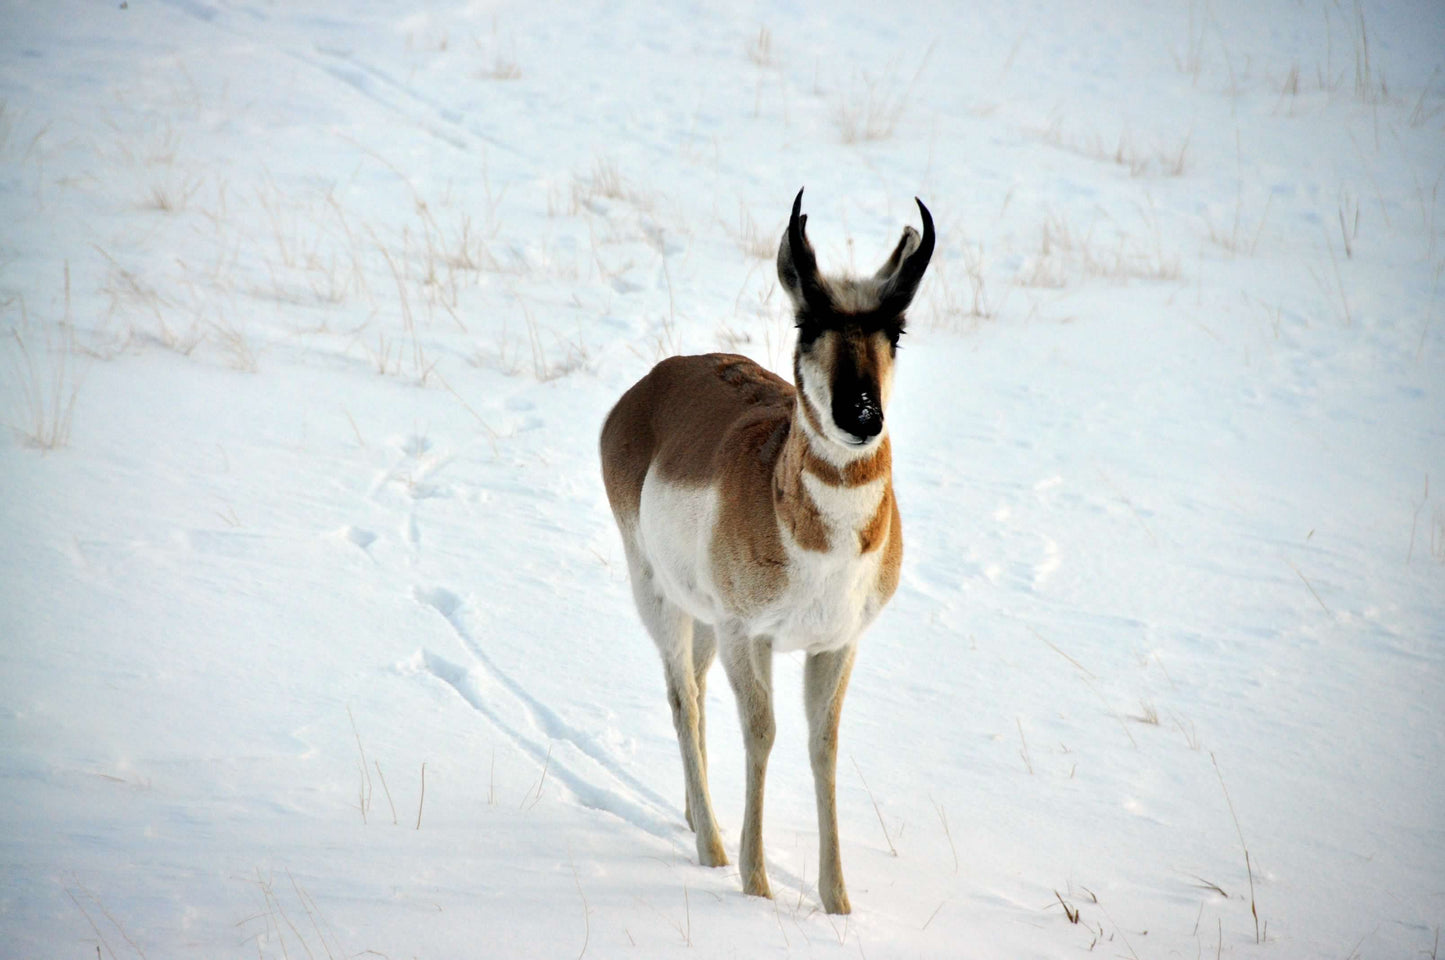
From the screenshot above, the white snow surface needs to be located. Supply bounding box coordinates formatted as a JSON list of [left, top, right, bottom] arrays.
[[2, 0, 1443, 956]]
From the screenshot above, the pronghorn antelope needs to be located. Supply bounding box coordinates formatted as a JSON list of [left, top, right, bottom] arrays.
[[600, 189, 933, 915]]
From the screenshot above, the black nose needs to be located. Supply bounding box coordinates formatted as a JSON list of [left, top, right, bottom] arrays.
[[834, 390, 883, 442]]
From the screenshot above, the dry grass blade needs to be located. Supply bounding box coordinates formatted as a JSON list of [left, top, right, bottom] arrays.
[[570, 853, 591, 959], [929, 795, 958, 873], [432, 369, 501, 455], [746, 26, 775, 67], [1211, 752, 1260, 944], [1287, 559, 1331, 615], [67, 882, 147, 960], [523, 743, 553, 810], [1034, 629, 1136, 748], [1188, 873, 1228, 897], [1407, 474, 1429, 563], [288, 869, 339, 960], [374, 760, 397, 825], [1054, 890, 1080, 924], [851, 755, 897, 856], [347, 706, 372, 824]]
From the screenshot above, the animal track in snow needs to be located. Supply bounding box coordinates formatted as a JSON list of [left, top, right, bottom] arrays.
[[410, 584, 681, 838], [409, 585, 813, 891], [411, 585, 674, 809], [1032, 537, 1061, 589], [416, 646, 681, 843], [363, 434, 463, 553], [336, 526, 377, 554], [399, 433, 432, 457]]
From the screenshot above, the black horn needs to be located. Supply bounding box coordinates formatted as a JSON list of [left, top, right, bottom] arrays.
[[877, 197, 935, 317], [778, 187, 833, 313]]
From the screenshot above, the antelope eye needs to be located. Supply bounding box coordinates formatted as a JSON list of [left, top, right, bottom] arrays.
[[795, 319, 824, 347]]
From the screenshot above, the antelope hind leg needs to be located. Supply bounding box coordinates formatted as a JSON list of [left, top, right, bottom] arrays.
[[624, 549, 727, 867], [685, 621, 717, 832]]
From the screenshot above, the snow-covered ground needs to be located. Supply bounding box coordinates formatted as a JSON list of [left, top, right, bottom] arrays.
[[2, 0, 1443, 956]]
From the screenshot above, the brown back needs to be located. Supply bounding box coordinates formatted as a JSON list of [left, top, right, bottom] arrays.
[[600, 353, 795, 523]]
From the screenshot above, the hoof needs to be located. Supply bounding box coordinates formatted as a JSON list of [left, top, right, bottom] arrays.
[[742, 874, 773, 900], [698, 837, 729, 868], [821, 889, 851, 915]]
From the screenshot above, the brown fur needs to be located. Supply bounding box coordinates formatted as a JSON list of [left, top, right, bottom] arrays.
[[600, 353, 793, 515], [844, 330, 886, 406], [772, 424, 832, 554], [803, 437, 891, 487], [875, 493, 903, 600], [857, 485, 893, 554]]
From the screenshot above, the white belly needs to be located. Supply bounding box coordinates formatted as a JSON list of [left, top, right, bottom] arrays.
[[635, 470, 726, 623], [635, 466, 888, 654], [754, 542, 886, 654]]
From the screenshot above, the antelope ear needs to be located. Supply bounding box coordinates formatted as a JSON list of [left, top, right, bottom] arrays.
[[874, 225, 921, 283], [777, 188, 832, 313], [877, 197, 935, 316]]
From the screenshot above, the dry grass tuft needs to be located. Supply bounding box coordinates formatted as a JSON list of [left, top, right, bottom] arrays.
[[730, 203, 776, 261], [6, 319, 81, 451], [140, 175, 201, 213], [472, 19, 522, 79], [835, 64, 909, 144], [473, 305, 590, 382], [1172, 0, 1206, 84], [834, 45, 933, 144], [212, 315, 259, 372], [926, 240, 1006, 328], [1131, 700, 1160, 725], [568, 156, 652, 215], [476, 54, 521, 81], [746, 26, 776, 67], [1036, 118, 1190, 178], [1018, 213, 1180, 288], [1346, 0, 1387, 104], [1206, 187, 1272, 258]]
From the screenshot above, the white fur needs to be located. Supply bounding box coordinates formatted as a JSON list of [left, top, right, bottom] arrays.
[[765, 469, 888, 653], [635, 467, 724, 623], [634, 450, 888, 656]]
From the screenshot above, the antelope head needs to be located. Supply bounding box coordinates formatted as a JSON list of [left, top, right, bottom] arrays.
[[777, 188, 935, 452]]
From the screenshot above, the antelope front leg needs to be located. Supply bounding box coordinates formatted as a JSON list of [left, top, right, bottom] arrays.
[[720, 631, 775, 899], [804, 643, 858, 915]]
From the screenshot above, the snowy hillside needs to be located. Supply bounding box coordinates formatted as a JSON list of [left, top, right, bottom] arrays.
[[2, 0, 1443, 956]]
